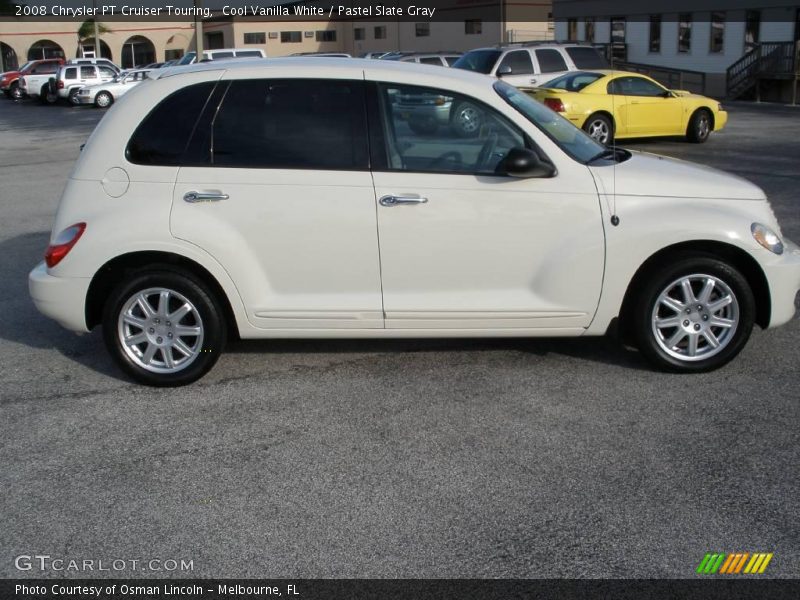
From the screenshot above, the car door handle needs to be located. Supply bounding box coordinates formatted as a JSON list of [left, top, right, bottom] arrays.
[[379, 194, 428, 207], [530, 78, 538, 85], [183, 191, 229, 203]]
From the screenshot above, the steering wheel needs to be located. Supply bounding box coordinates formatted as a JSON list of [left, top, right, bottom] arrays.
[[474, 132, 499, 172], [427, 151, 463, 171]]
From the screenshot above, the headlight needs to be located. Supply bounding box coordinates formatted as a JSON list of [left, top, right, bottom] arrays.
[[718, 103, 725, 112], [751, 222, 784, 255]]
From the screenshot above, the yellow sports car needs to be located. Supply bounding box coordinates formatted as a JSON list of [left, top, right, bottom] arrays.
[[529, 70, 727, 145]]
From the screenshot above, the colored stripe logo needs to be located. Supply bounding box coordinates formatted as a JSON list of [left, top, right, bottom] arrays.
[[696, 552, 773, 574]]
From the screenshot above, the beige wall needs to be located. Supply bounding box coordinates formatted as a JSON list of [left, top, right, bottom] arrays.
[[0, 20, 196, 69]]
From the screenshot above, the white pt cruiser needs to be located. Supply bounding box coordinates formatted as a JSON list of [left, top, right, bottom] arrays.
[[29, 59, 800, 386]]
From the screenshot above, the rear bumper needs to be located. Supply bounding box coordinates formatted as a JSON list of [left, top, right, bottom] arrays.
[[763, 239, 800, 328], [28, 261, 91, 332]]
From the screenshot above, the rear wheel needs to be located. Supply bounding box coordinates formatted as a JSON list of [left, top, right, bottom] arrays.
[[41, 83, 58, 104], [102, 269, 226, 386], [634, 256, 755, 372], [686, 109, 712, 143], [95, 91, 113, 108], [583, 113, 613, 145], [68, 88, 81, 105]]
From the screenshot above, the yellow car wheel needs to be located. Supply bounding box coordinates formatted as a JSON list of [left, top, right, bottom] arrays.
[[686, 109, 712, 144], [583, 113, 614, 146]]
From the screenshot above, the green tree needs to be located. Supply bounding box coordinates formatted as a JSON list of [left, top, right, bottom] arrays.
[[77, 19, 112, 56]]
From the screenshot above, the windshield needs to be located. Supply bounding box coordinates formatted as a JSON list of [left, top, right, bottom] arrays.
[[544, 71, 605, 92], [494, 80, 604, 163], [176, 52, 196, 66], [17, 61, 34, 73], [452, 50, 502, 74]]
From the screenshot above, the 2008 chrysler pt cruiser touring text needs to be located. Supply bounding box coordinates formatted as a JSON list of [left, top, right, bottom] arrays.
[[29, 59, 800, 386]]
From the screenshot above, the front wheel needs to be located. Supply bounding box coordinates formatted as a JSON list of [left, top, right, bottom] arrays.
[[102, 269, 227, 386], [634, 256, 755, 372], [686, 109, 712, 143], [95, 91, 113, 108], [10, 82, 23, 100]]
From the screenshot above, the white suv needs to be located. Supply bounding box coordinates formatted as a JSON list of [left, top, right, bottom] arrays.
[[29, 59, 800, 386], [55, 63, 119, 104], [453, 42, 608, 88]]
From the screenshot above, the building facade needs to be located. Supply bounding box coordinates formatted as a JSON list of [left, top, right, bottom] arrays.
[[552, 0, 800, 97], [1, 1, 554, 71]]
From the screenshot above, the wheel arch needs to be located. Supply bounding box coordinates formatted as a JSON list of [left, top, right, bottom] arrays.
[[582, 110, 615, 132], [617, 240, 771, 344], [85, 251, 239, 339], [691, 106, 715, 130]]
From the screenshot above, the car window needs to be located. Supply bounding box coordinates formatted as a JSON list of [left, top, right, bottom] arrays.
[[608, 76, 666, 97], [212, 51, 234, 59], [33, 63, 58, 75], [498, 50, 534, 75], [564, 47, 609, 69], [64, 67, 77, 80], [126, 81, 216, 165], [420, 57, 443, 65], [235, 50, 263, 57], [444, 56, 460, 66], [494, 80, 604, 164], [374, 83, 526, 175], [99, 66, 117, 77], [535, 49, 568, 73], [452, 50, 501, 74], [545, 72, 604, 91], [80, 66, 95, 78], [211, 79, 368, 170]]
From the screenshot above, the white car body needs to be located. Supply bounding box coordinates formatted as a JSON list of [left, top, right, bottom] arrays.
[[28, 59, 800, 384], [76, 69, 152, 107]]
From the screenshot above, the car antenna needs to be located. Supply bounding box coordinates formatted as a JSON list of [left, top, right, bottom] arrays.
[[610, 62, 620, 227]]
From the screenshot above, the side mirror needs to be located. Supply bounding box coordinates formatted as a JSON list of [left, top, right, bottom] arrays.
[[497, 65, 512, 77], [498, 147, 556, 178], [662, 90, 674, 98]]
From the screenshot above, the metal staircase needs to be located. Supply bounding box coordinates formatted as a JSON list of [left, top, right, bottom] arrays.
[[726, 42, 800, 101]]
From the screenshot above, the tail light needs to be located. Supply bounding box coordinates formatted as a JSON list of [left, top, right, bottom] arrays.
[[543, 98, 565, 113], [45, 223, 86, 268], [57, 79, 64, 89]]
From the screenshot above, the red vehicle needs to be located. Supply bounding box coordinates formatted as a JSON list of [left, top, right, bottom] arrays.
[[1, 58, 64, 100]]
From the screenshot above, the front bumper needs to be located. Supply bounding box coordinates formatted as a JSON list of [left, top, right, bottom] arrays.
[[715, 109, 729, 132], [762, 239, 800, 328], [28, 261, 91, 332]]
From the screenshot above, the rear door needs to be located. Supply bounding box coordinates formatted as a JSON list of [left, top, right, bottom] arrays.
[[170, 78, 384, 330]]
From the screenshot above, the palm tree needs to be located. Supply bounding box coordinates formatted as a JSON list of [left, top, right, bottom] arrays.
[[77, 19, 112, 58]]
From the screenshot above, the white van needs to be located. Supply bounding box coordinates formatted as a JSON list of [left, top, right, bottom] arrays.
[[175, 48, 266, 65]]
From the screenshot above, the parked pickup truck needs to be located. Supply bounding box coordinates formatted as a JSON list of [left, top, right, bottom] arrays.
[[2, 59, 64, 100]]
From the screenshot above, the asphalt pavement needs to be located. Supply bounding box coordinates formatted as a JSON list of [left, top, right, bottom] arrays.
[[1, 97, 798, 578]]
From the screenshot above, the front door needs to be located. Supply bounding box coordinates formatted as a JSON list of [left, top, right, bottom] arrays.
[[368, 82, 605, 330], [611, 76, 683, 136], [170, 78, 384, 330]]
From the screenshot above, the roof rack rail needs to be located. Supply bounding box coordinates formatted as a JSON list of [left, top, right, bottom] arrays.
[[492, 40, 595, 49]]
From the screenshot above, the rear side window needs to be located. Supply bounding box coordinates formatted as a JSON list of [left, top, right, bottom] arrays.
[[535, 49, 568, 73], [420, 56, 443, 65], [64, 68, 77, 80], [126, 82, 216, 165], [211, 79, 368, 170], [565, 47, 609, 69], [235, 50, 263, 58]]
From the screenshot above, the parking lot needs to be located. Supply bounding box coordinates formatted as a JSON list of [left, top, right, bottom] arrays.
[[1, 97, 798, 578]]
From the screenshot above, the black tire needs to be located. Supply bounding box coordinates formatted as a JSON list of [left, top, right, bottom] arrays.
[[633, 255, 755, 373], [450, 101, 483, 137], [686, 109, 712, 143], [95, 91, 113, 108], [10, 82, 23, 100], [40, 83, 58, 105], [102, 268, 227, 386], [68, 88, 80, 106], [583, 112, 614, 146]]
